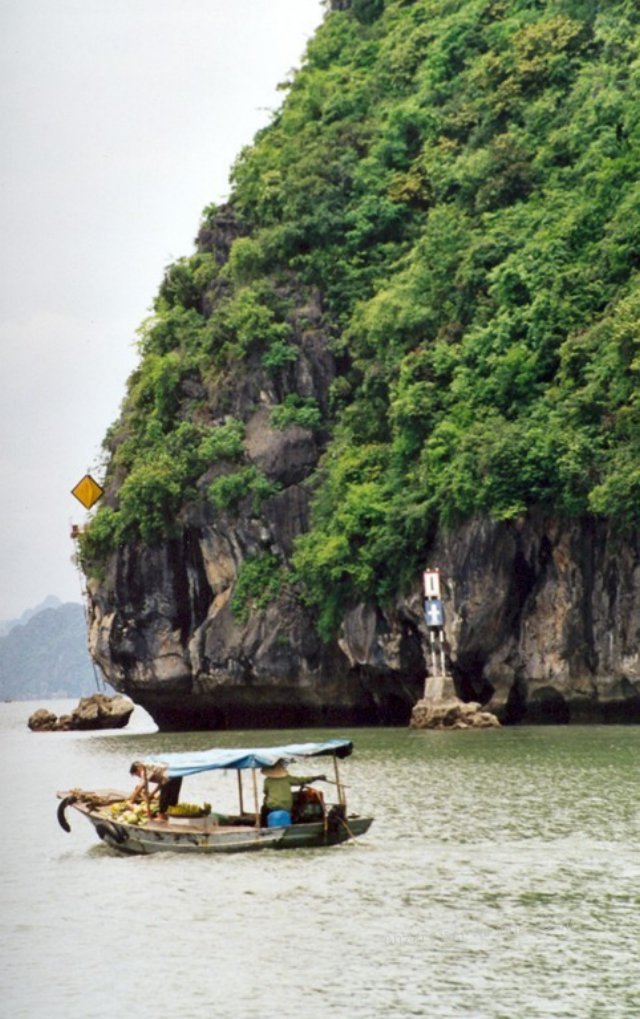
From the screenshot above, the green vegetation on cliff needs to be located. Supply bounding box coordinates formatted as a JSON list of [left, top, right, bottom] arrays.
[[84, 0, 640, 638]]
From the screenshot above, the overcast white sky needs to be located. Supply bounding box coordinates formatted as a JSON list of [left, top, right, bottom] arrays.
[[0, 0, 323, 621]]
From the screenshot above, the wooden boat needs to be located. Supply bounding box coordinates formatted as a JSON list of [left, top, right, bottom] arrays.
[[56, 738, 373, 855]]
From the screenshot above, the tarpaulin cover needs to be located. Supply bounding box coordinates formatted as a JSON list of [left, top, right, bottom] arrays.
[[140, 739, 354, 779]]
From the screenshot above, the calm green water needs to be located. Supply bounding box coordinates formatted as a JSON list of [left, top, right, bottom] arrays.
[[2, 701, 639, 1018]]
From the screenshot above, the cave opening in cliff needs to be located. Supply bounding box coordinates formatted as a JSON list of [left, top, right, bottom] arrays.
[[451, 652, 494, 706], [527, 686, 570, 725], [150, 703, 229, 732], [378, 693, 413, 726]]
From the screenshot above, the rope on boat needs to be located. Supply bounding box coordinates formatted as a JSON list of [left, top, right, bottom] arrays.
[[337, 814, 361, 844], [68, 788, 123, 809], [57, 789, 128, 833]]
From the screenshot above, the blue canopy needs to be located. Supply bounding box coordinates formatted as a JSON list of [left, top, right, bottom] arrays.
[[140, 739, 353, 779]]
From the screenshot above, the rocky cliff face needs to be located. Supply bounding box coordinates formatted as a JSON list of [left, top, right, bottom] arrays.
[[87, 508, 640, 729], [431, 514, 640, 723], [87, 535, 424, 731]]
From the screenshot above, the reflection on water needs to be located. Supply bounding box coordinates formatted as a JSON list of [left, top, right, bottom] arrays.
[[1, 702, 639, 1018]]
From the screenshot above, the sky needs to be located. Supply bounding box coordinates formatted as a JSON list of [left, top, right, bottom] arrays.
[[0, 0, 324, 621]]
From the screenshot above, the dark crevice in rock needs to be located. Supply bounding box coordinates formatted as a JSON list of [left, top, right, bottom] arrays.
[[502, 678, 528, 725], [527, 686, 571, 725], [452, 652, 494, 705]]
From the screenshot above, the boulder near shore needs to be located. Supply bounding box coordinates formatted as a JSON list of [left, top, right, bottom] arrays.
[[28, 693, 134, 732], [410, 697, 501, 731]]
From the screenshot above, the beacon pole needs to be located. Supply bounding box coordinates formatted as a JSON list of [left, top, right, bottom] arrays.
[[422, 568, 445, 700]]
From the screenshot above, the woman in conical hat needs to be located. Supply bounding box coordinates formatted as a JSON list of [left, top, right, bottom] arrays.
[[260, 759, 326, 823], [260, 758, 290, 778]]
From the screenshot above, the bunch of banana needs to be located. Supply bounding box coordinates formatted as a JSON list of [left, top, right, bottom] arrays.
[[167, 802, 212, 818]]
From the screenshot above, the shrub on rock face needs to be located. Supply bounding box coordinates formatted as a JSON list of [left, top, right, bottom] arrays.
[[231, 554, 287, 625]]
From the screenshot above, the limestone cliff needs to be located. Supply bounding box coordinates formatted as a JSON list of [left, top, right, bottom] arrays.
[[83, 1, 640, 729]]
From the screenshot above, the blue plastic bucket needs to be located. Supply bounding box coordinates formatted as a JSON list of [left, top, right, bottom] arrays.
[[267, 809, 291, 827]]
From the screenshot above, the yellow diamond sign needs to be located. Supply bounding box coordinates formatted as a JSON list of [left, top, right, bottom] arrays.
[[71, 474, 104, 510]]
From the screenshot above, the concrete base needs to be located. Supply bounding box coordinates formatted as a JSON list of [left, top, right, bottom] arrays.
[[422, 672, 458, 703], [411, 674, 501, 730]]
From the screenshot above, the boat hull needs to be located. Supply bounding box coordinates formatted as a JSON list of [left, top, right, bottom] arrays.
[[277, 816, 373, 849], [67, 801, 373, 855]]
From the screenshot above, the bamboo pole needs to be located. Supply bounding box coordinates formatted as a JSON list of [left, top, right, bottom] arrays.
[[237, 770, 245, 816], [251, 768, 260, 829], [333, 754, 346, 808]]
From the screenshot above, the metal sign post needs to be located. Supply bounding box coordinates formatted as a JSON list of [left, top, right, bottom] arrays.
[[423, 568, 446, 700]]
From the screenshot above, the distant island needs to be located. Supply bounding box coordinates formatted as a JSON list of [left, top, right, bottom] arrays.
[[0, 594, 62, 638], [0, 598, 102, 700]]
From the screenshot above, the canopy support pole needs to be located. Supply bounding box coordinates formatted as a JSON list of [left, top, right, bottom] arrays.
[[237, 771, 245, 815], [333, 754, 346, 808], [251, 768, 260, 829]]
